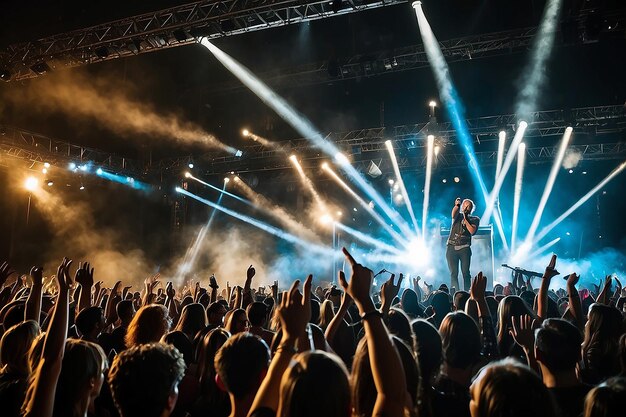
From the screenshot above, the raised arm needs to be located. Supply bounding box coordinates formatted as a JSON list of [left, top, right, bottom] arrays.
[[379, 273, 402, 319], [452, 197, 461, 219], [325, 271, 353, 344], [23, 258, 73, 417], [25, 266, 44, 323], [564, 273, 584, 331], [242, 265, 255, 308], [74, 262, 94, 312], [596, 275, 612, 305], [537, 255, 559, 321], [510, 315, 540, 373], [468, 272, 498, 359], [248, 275, 311, 415], [341, 248, 406, 417]]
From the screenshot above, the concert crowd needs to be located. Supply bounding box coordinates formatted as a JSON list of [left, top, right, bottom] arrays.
[[0, 248, 625, 417]]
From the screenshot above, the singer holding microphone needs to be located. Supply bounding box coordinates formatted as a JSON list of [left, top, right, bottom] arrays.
[[446, 197, 480, 291]]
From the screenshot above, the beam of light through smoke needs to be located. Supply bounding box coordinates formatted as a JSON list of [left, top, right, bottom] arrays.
[[524, 127, 573, 245], [96, 169, 150, 191], [334, 222, 402, 255], [511, 143, 526, 252], [412, 3, 508, 249], [482, 121, 528, 227], [385, 140, 419, 235], [322, 163, 409, 247], [5, 72, 238, 154], [526, 237, 561, 262], [496, 131, 507, 180], [532, 160, 626, 246], [509, 237, 561, 267], [188, 174, 253, 206], [289, 155, 327, 213], [176, 187, 335, 257], [422, 135, 435, 238], [244, 129, 286, 150], [515, 0, 563, 121], [174, 185, 226, 282], [200, 38, 411, 235], [231, 176, 322, 243]]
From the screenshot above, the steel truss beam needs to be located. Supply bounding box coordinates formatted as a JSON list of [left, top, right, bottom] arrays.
[[0, 0, 407, 81], [0, 125, 142, 175], [158, 104, 626, 173]]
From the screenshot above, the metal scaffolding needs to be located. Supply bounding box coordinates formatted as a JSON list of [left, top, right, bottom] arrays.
[[0, 125, 142, 175], [0, 0, 407, 81], [157, 104, 626, 173]]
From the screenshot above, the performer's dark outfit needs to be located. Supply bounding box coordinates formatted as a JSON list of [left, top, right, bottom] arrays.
[[446, 211, 480, 291]]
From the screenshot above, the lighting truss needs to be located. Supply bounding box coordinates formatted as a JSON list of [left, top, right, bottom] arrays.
[[0, 125, 142, 175], [157, 104, 626, 173], [0, 0, 407, 81]]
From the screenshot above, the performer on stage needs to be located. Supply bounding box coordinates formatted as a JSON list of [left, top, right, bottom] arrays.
[[446, 197, 480, 291]]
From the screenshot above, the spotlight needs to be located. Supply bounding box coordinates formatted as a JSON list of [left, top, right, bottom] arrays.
[[68, 162, 77, 170], [368, 201, 375, 209], [42, 168, 47, 174], [289, 154, 297, 162], [442, 178, 447, 183], [353, 207, 358, 212], [321, 162, 329, 170], [235, 150, 243, 157], [429, 100, 436, 107], [336, 211, 342, 217], [47, 180, 54, 187], [242, 129, 249, 137], [388, 179, 395, 186], [320, 214, 332, 224], [566, 232, 571, 236], [224, 177, 230, 183], [568, 169, 574, 174], [454, 177, 460, 183], [24, 177, 38, 191], [175, 186, 182, 192], [412, 1, 422, 9], [334, 152, 349, 165], [582, 171, 587, 175], [184, 172, 191, 178], [434, 145, 441, 157], [427, 134, 434, 141], [393, 183, 399, 191], [394, 194, 403, 203], [79, 185, 85, 190], [96, 168, 103, 175], [44, 162, 50, 168], [188, 163, 194, 169], [79, 164, 88, 172]]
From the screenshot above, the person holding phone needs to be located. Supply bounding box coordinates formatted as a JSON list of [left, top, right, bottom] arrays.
[[446, 197, 480, 291]]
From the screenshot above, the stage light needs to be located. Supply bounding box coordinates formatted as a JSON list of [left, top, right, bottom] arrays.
[[422, 133, 435, 238], [235, 150, 243, 157], [184, 172, 191, 178], [96, 168, 103, 175], [175, 186, 182, 192], [582, 171, 587, 175], [568, 169, 573, 174], [336, 210, 342, 217], [368, 201, 374, 208], [47, 181, 54, 187], [453, 177, 460, 183], [289, 154, 297, 162], [44, 162, 50, 168], [42, 168, 47, 174], [511, 142, 526, 251], [442, 178, 447, 183], [79, 164, 88, 172], [394, 194, 404, 203], [412, 1, 422, 8], [224, 177, 230, 183], [429, 100, 436, 107], [334, 152, 349, 165], [68, 162, 76, 170], [434, 145, 441, 157], [388, 179, 394, 185], [353, 207, 357, 212], [393, 183, 399, 191], [566, 232, 570, 236], [321, 162, 329, 170], [242, 129, 249, 137], [188, 163, 194, 169], [24, 177, 38, 191], [496, 131, 506, 180], [79, 185, 85, 190], [320, 214, 332, 224], [524, 127, 573, 245]]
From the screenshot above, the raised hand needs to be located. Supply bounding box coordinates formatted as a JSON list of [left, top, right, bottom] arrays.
[[0, 262, 16, 288], [565, 273, 580, 287], [470, 271, 487, 300], [509, 315, 537, 352], [30, 266, 44, 286], [277, 275, 312, 338], [339, 247, 375, 312], [380, 273, 403, 310], [337, 271, 353, 307], [542, 254, 560, 280], [166, 281, 175, 299], [56, 258, 74, 293], [74, 262, 94, 287], [246, 265, 256, 281]]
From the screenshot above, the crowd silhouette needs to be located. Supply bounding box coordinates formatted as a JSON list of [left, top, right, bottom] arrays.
[[0, 249, 625, 417]]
